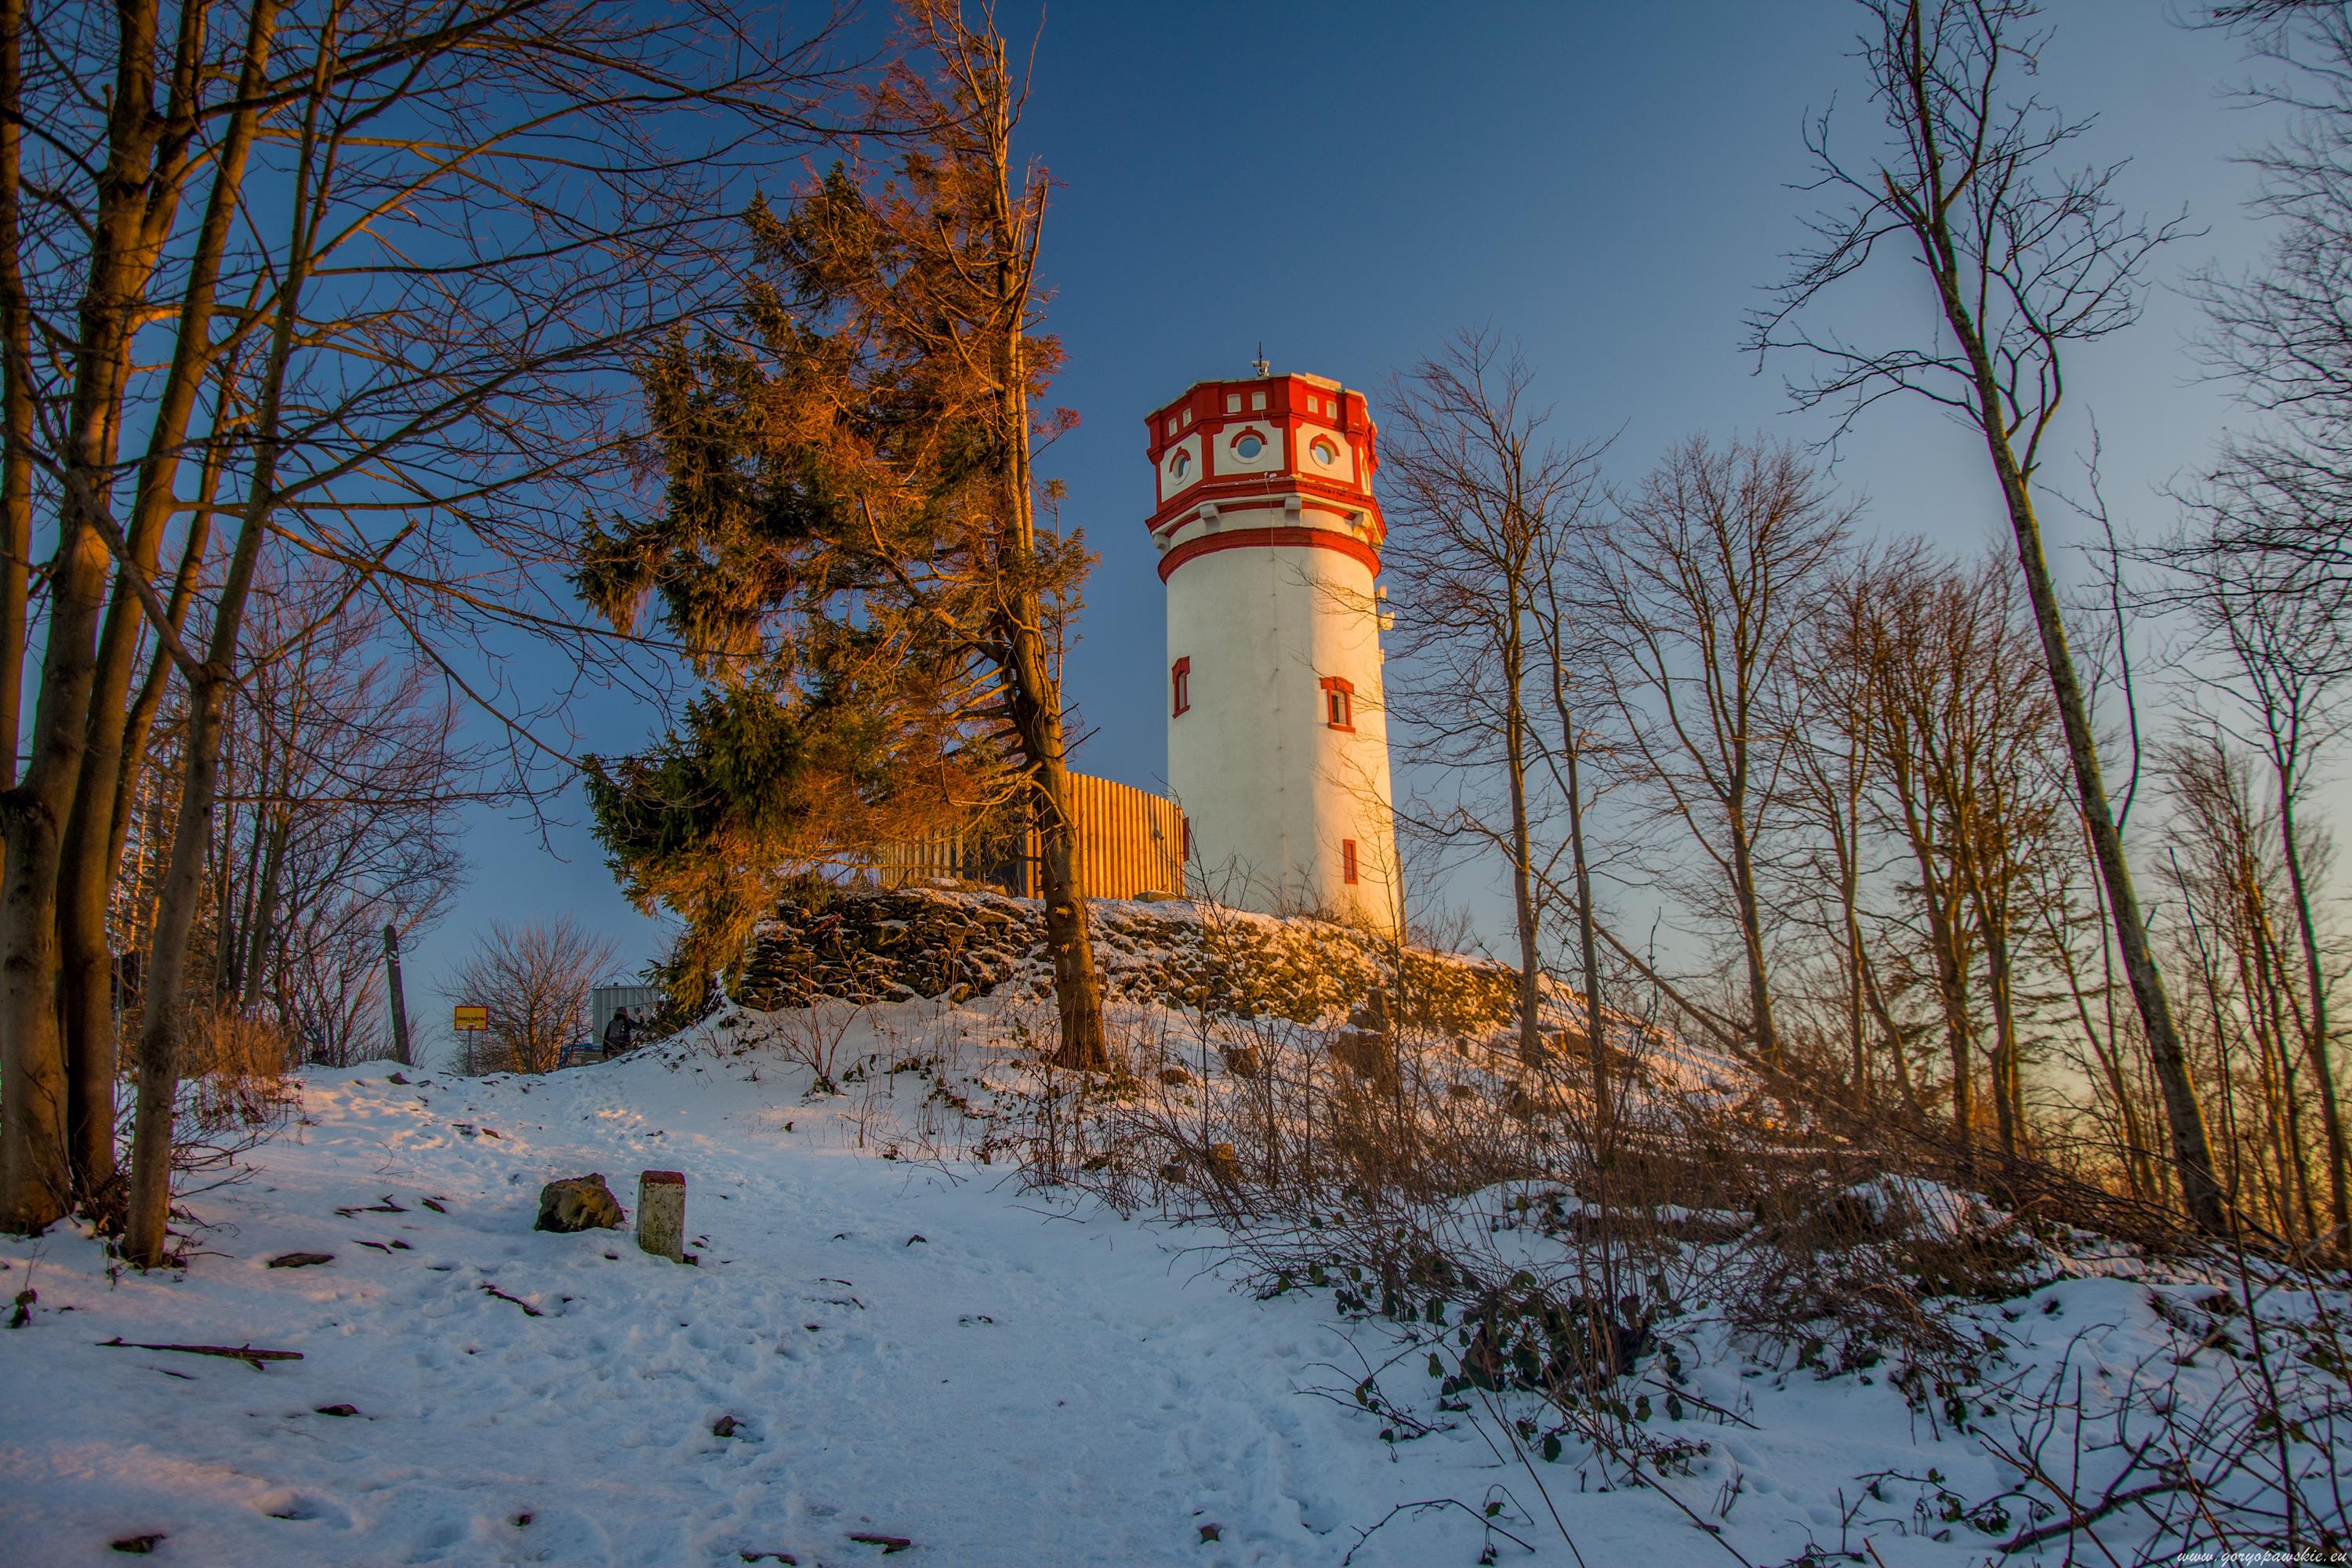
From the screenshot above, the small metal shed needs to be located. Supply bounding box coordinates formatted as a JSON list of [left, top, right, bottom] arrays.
[[591, 983, 663, 1044]]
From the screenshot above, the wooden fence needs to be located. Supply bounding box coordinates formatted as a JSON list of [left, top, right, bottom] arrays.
[[874, 772, 1186, 902]]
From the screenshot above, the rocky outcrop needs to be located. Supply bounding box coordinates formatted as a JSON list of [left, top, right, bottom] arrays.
[[729, 886, 1527, 1037]]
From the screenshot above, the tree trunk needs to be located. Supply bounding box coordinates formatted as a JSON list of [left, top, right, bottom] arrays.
[[1990, 458, 2224, 1230], [110, 435, 222, 889], [1909, 825, 1976, 1142], [1026, 730, 1105, 1070], [2277, 781, 2350, 1244], [1724, 773, 1779, 1069], [1552, 686, 1608, 1128], [0, 0, 30, 805], [1838, 773, 1867, 1102], [240, 812, 292, 1009], [0, 0, 42, 1228], [1956, 829, 2021, 1159], [124, 3, 325, 1262], [973, 39, 1105, 1073], [1921, 234, 2228, 1232], [57, 0, 275, 1212], [1503, 597, 1542, 1067], [999, 343, 1103, 1071], [1857, 939, 1923, 1115], [0, 0, 172, 1231], [121, 444, 278, 1267], [122, 660, 235, 1267]]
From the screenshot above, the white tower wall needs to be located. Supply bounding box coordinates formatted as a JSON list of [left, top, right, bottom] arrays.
[[1166, 537, 1395, 927]]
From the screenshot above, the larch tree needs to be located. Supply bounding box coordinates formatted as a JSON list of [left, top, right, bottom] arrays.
[[586, 1, 1109, 1068]]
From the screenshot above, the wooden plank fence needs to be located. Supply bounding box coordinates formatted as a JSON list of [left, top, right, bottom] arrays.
[[873, 772, 1186, 902]]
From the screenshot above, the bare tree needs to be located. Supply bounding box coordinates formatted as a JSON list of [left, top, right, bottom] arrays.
[[2188, 2, 2352, 605], [1528, 452, 1617, 1127], [2158, 734, 2331, 1237], [210, 566, 466, 1058], [0, 0, 854, 1258], [1862, 553, 2066, 1155], [1781, 551, 1900, 1105], [1752, 0, 2227, 1232], [2187, 553, 2352, 1241], [1384, 332, 1607, 1068], [1593, 435, 1850, 1070], [444, 918, 618, 1075]]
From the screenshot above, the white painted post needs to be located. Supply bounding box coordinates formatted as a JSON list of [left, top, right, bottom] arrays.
[[637, 1170, 685, 1261]]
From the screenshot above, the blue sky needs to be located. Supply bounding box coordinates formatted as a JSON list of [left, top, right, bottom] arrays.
[[420, 1, 2294, 1039]]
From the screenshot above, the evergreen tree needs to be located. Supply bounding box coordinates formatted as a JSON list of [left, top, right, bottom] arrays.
[[583, 2, 1109, 1065]]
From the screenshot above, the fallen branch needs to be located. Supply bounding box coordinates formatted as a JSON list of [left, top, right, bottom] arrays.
[[1341, 1499, 1535, 1566], [1997, 1480, 2190, 1555], [99, 1337, 303, 1371], [845, 1532, 913, 1552], [479, 1281, 544, 1317], [1640, 1373, 1758, 1430]]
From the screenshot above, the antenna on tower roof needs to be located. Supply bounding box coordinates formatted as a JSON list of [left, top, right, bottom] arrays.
[[1251, 343, 1270, 378]]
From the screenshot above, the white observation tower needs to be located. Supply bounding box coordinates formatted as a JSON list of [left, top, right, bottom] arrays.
[[1147, 367, 1399, 932]]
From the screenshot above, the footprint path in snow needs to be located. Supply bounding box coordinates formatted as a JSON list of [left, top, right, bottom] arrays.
[[0, 1058, 1525, 1568], [0, 1048, 2053, 1568]]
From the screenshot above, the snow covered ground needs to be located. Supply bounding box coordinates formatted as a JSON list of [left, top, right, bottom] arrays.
[[1, 1003, 2336, 1566]]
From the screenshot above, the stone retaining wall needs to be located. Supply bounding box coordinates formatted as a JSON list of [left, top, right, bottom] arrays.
[[729, 887, 1526, 1037]]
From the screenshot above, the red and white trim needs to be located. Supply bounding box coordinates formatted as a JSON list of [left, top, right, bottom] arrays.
[[1156, 525, 1381, 584], [1143, 372, 1382, 535]]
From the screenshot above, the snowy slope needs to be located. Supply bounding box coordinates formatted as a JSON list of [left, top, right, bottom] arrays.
[[0, 1005, 2326, 1566]]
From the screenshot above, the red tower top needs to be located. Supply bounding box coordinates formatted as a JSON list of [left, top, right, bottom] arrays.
[[1142, 373, 1385, 556]]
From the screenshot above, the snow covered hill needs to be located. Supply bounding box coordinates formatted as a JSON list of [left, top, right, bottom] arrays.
[[1, 1001, 2339, 1566]]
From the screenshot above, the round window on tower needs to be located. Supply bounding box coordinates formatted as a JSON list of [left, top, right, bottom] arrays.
[[1309, 436, 1339, 466], [1234, 434, 1265, 460], [1168, 449, 1190, 479]]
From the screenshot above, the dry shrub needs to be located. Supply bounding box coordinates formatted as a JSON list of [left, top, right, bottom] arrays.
[[1961, 1258, 2352, 1562], [910, 894, 2352, 1557], [176, 1004, 299, 1133], [772, 999, 865, 1094], [83, 1001, 303, 1247], [998, 967, 2099, 1501]]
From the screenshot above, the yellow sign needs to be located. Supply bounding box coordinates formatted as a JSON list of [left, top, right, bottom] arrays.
[[452, 1005, 488, 1031]]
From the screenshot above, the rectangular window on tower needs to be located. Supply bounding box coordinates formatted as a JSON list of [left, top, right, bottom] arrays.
[[1319, 675, 1354, 731], [1171, 657, 1191, 717], [1341, 839, 1359, 884]]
